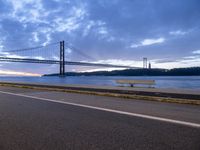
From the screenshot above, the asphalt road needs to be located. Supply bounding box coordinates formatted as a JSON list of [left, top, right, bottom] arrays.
[[0, 86, 199, 150]]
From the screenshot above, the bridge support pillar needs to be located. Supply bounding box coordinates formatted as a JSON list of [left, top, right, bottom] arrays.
[[60, 41, 65, 76]]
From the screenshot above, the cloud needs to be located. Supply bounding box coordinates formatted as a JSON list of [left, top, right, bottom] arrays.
[[153, 59, 178, 64], [81, 19, 114, 41], [81, 68, 125, 72], [130, 38, 165, 48], [42, 33, 52, 46], [0, 51, 27, 59], [66, 48, 72, 54], [82, 21, 95, 36], [32, 32, 39, 42], [0, 51, 45, 60], [97, 27, 108, 35], [152, 55, 200, 69], [192, 50, 200, 54], [33, 56, 45, 60], [48, 3, 89, 34], [183, 56, 198, 59], [142, 38, 165, 46], [91, 59, 142, 67], [0, 40, 4, 50], [54, 17, 81, 33], [169, 30, 187, 36], [6, 0, 48, 23]]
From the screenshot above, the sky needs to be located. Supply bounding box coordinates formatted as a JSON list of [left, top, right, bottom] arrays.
[[0, 0, 200, 75]]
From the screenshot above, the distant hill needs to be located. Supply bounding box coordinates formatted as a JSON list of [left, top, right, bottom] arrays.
[[44, 67, 200, 76]]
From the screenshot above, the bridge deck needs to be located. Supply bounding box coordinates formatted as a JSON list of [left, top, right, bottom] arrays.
[[0, 57, 138, 68]]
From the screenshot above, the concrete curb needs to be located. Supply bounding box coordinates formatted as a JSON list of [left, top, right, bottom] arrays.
[[0, 82, 200, 105]]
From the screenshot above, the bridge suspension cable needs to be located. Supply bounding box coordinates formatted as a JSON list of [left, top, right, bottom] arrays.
[[65, 41, 96, 61], [1, 41, 60, 61], [2, 42, 59, 53]]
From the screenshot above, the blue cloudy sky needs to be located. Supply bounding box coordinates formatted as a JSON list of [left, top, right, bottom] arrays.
[[0, 0, 200, 75]]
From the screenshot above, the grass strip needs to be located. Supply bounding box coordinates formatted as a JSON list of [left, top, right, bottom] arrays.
[[0, 83, 199, 105]]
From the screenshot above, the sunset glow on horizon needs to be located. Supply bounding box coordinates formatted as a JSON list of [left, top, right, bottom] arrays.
[[0, 70, 41, 77]]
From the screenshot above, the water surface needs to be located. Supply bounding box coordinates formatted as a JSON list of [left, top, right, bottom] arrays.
[[1, 76, 200, 90]]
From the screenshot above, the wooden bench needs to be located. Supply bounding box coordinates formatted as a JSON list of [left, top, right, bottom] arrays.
[[116, 80, 155, 88]]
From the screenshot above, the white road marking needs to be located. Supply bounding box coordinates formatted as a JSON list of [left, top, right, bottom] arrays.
[[0, 90, 200, 128]]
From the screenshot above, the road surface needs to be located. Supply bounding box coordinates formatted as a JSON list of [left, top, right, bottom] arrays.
[[0, 86, 199, 150]]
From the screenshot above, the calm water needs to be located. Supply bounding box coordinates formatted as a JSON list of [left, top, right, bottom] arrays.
[[0, 76, 200, 90]]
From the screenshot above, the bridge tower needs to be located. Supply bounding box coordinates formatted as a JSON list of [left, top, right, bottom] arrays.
[[143, 57, 147, 69], [60, 41, 65, 76]]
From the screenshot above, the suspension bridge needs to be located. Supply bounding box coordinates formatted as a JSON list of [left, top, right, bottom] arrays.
[[0, 41, 138, 76]]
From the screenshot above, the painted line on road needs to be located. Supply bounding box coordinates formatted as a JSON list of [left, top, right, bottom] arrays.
[[0, 90, 200, 128]]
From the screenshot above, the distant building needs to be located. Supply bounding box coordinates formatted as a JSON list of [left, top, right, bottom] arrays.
[[148, 62, 151, 69]]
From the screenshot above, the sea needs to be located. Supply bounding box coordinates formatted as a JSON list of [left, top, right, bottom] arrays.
[[0, 76, 200, 90]]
